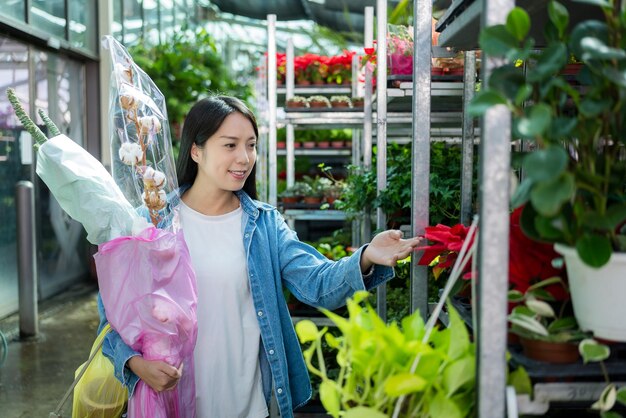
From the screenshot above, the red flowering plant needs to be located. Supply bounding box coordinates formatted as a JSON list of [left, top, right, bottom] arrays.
[[276, 53, 286, 84], [418, 205, 568, 301]]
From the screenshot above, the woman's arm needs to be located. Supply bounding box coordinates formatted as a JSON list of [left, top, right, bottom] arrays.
[[275, 212, 421, 310], [97, 294, 182, 394]]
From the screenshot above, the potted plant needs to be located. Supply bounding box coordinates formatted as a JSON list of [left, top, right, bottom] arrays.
[[285, 95, 308, 109], [280, 181, 311, 206], [329, 95, 352, 109], [303, 175, 330, 205], [351, 96, 364, 109], [469, 1, 626, 341], [295, 291, 531, 418], [307, 95, 331, 109], [508, 277, 586, 363]]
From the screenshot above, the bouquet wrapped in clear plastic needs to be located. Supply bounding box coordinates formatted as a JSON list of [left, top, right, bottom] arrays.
[[99, 35, 197, 418], [6, 34, 198, 418]]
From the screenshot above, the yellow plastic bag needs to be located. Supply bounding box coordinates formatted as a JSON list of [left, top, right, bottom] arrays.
[[72, 324, 127, 418]]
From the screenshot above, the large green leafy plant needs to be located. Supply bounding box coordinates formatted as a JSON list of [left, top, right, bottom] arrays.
[[130, 28, 252, 133], [470, 0, 626, 267], [296, 291, 478, 418]]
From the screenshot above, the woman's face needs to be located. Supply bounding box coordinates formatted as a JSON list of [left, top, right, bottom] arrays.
[[191, 112, 257, 193]]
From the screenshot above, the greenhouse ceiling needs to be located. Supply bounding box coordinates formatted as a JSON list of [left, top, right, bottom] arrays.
[[207, 0, 403, 34]]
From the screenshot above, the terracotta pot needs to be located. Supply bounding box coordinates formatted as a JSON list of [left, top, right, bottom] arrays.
[[519, 337, 580, 363], [330, 141, 344, 148], [277, 141, 286, 149], [309, 101, 329, 109], [303, 141, 316, 148], [286, 101, 306, 109], [297, 79, 311, 86], [281, 196, 299, 204], [352, 100, 364, 108], [331, 102, 351, 109], [317, 141, 330, 148], [303, 196, 322, 205]]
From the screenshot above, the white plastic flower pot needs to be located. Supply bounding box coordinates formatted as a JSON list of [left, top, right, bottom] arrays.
[[555, 244, 626, 342]]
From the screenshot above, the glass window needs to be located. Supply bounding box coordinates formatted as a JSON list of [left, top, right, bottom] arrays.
[[143, 0, 160, 46], [112, 0, 123, 42], [30, 0, 66, 40], [0, 35, 30, 317], [160, 0, 175, 42], [123, 0, 144, 45], [33, 51, 87, 298], [1, 0, 25, 22], [69, 0, 97, 52]]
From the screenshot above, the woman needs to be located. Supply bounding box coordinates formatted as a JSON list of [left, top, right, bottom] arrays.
[[99, 96, 422, 418]]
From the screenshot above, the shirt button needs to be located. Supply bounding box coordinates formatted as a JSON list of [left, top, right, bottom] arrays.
[[245, 233, 249, 238], [258, 311, 263, 317], [277, 388, 283, 394], [269, 349, 275, 355]]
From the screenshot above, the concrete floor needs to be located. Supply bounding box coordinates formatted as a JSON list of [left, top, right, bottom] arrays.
[[0, 282, 330, 418], [0, 282, 99, 418]]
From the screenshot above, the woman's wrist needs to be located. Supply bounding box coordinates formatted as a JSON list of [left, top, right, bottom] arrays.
[[359, 245, 374, 273]]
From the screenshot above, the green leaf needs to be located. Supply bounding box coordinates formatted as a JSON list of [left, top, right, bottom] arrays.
[[295, 320, 319, 343], [579, 338, 611, 363], [581, 37, 626, 61], [384, 372, 428, 397], [516, 103, 553, 137], [447, 304, 470, 360], [570, 20, 609, 60], [514, 84, 533, 106], [527, 276, 564, 292], [508, 366, 532, 395], [319, 380, 341, 417], [616, 387, 626, 406], [547, 317, 579, 333], [593, 384, 617, 412], [549, 116, 578, 138], [534, 215, 565, 241], [468, 90, 508, 116], [343, 407, 387, 418], [576, 234, 613, 267], [548, 1, 569, 39], [488, 65, 526, 102], [527, 43, 569, 82], [526, 299, 556, 317], [508, 289, 525, 303], [520, 203, 544, 241], [511, 177, 533, 209], [429, 392, 463, 418], [479, 24, 520, 58], [508, 313, 550, 337], [530, 172, 576, 217], [579, 97, 612, 117], [506, 7, 531, 41], [443, 356, 476, 396], [582, 204, 626, 232], [602, 67, 626, 89]]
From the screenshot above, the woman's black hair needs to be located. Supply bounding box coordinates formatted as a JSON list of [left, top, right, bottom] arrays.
[[177, 96, 258, 200]]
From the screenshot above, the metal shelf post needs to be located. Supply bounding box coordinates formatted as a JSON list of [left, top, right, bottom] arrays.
[[460, 50, 477, 225], [267, 14, 278, 206], [410, 0, 432, 319], [477, 1, 514, 417]]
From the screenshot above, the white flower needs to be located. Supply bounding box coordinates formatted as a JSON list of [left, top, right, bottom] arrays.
[[138, 115, 162, 135], [118, 142, 143, 166], [143, 166, 167, 189], [114, 63, 132, 84], [119, 93, 139, 110], [143, 189, 167, 211]]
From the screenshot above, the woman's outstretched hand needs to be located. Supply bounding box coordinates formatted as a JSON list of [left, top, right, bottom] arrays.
[[360, 230, 423, 272]]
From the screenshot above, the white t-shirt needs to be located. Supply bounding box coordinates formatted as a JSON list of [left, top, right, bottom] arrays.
[[180, 201, 268, 418]]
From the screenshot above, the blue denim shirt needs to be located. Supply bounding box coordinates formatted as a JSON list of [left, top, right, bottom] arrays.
[[97, 189, 394, 417]]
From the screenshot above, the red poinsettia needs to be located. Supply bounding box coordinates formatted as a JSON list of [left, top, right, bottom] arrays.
[[417, 205, 568, 301], [417, 223, 474, 279], [508, 206, 568, 300]]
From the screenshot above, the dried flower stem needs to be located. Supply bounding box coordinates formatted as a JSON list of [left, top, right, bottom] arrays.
[[38, 109, 61, 137], [6, 88, 47, 146]]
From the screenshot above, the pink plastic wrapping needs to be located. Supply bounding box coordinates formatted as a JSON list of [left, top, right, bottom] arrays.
[[95, 226, 198, 418]]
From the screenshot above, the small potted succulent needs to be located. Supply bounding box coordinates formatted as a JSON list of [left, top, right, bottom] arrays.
[[307, 95, 331, 109], [285, 96, 308, 109], [280, 181, 311, 205], [329, 95, 352, 109], [302, 175, 328, 205], [351, 96, 364, 108]]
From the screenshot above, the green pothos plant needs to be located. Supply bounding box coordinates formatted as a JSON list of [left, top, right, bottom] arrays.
[[296, 291, 531, 418]]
